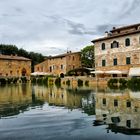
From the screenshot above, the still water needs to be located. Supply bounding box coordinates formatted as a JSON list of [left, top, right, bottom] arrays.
[[0, 84, 140, 140]]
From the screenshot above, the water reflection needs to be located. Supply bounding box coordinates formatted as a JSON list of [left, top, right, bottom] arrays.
[[94, 88, 140, 135], [0, 84, 95, 118], [1, 84, 140, 137]]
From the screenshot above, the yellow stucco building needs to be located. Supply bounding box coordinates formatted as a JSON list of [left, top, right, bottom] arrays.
[[0, 54, 31, 78], [34, 51, 81, 76]]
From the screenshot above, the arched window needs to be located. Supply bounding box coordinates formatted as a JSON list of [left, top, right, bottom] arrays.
[[101, 43, 105, 50], [125, 38, 130, 46], [111, 41, 119, 48]]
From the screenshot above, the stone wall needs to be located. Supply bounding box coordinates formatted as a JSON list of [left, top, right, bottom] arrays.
[[34, 52, 81, 76], [94, 33, 140, 72], [0, 59, 31, 77]]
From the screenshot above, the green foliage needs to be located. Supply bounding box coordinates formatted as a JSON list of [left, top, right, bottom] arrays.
[[13, 77, 19, 84], [31, 77, 37, 84], [108, 78, 118, 85], [0, 78, 6, 85], [128, 78, 140, 91], [66, 80, 70, 86], [21, 77, 27, 83], [37, 78, 43, 84], [67, 68, 90, 76], [119, 78, 127, 86], [85, 80, 89, 86], [81, 45, 95, 68], [43, 77, 48, 85], [55, 77, 61, 87], [78, 79, 83, 87]]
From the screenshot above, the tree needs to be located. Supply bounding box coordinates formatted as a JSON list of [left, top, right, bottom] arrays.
[[81, 45, 95, 68]]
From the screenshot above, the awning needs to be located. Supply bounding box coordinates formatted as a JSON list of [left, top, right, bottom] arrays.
[[129, 67, 140, 76], [90, 70, 105, 74], [105, 70, 122, 74], [31, 72, 49, 76]]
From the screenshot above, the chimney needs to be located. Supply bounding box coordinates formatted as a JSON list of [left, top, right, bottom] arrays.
[[105, 31, 108, 37]]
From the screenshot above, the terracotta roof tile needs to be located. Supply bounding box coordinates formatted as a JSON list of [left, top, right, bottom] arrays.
[[0, 55, 31, 61]]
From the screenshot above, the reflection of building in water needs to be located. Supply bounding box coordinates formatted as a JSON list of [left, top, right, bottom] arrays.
[[48, 87, 83, 108], [0, 84, 48, 117], [94, 89, 140, 134], [0, 84, 95, 117], [45, 87, 95, 111], [0, 84, 32, 117]]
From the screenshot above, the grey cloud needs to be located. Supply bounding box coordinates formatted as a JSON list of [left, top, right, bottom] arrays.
[[95, 24, 120, 35], [43, 14, 96, 35], [118, 0, 140, 19]]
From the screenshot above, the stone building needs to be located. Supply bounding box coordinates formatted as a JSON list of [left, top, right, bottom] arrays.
[[0, 54, 31, 78], [34, 51, 81, 76], [92, 23, 140, 77]]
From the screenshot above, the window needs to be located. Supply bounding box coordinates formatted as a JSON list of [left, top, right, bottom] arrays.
[[111, 41, 119, 48], [126, 120, 131, 128], [49, 66, 52, 72], [126, 100, 131, 107], [102, 98, 106, 106], [10, 71, 13, 75], [61, 65, 63, 70], [114, 99, 118, 107], [102, 60, 106, 66], [73, 56, 75, 60], [113, 58, 117, 66], [101, 43, 105, 50], [125, 38, 130, 46], [126, 57, 131, 64]]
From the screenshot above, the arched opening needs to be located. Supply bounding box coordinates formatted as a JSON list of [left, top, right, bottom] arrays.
[[60, 73, 64, 78], [101, 43, 105, 50], [111, 41, 119, 48], [125, 38, 130, 46], [22, 68, 26, 76]]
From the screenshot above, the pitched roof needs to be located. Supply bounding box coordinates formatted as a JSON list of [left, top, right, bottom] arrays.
[[48, 51, 80, 59], [92, 23, 140, 43], [0, 54, 31, 61]]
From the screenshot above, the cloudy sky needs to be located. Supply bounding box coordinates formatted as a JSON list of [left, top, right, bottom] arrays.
[[0, 0, 140, 56]]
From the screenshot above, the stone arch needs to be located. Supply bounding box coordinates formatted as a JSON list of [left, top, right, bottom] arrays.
[[60, 73, 64, 78], [22, 68, 26, 76]]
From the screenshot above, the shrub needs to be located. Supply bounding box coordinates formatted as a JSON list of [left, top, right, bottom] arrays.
[[31, 77, 37, 84], [0, 78, 6, 85], [55, 77, 61, 87], [7, 78, 13, 84], [128, 78, 140, 91], [119, 78, 127, 86], [66, 79, 70, 86], [37, 78, 43, 84], [43, 76, 48, 85], [85, 80, 89, 86], [108, 78, 118, 86], [78, 79, 83, 87], [21, 77, 27, 83], [13, 77, 19, 84]]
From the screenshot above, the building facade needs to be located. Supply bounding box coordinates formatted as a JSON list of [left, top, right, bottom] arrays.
[[92, 23, 140, 76], [34, 51, 81, 76], [0, 55, 31, 78]]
